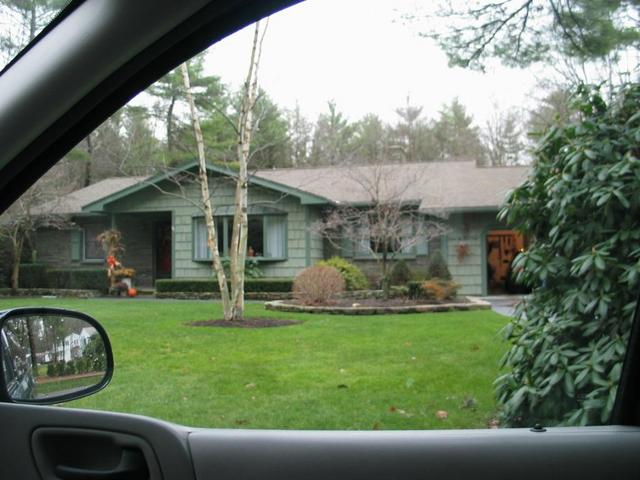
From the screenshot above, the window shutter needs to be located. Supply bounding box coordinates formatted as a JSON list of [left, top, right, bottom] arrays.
[[70, 230, 82, 261]]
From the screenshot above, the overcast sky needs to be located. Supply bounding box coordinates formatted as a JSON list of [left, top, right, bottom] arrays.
[[204, 0, 548, 126]]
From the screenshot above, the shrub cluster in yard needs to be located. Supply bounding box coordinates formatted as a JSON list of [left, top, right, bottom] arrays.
[[293, 265, 345, 305], [421, 279, 459, 301], [19, 264, 108, 291], [317, 257, 369, 290], [155, 278, 293, 293], [407, 279, 459, 301]]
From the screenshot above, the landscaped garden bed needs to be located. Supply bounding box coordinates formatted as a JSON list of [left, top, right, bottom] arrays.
[[265, 296, 490, 315]]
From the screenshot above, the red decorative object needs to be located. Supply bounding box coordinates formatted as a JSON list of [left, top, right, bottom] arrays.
[[106, 255, 117, 267], [127, 288, 138, 297], [456, 242, 470, 262]]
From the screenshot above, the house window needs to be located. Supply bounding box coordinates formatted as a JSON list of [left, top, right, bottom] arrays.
[[354, 220, 416, 257], [193, 214, 286, 261], [193, 217, 226, 260], [83, 221, 108, 261]]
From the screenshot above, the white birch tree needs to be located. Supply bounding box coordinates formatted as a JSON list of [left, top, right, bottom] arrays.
[[180, 20, 267, 321]]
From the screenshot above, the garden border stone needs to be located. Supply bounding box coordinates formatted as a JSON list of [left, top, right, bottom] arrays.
[[0, 288, 100, 298], [264, 296, 491, 315], [155, 291, 292, 301]]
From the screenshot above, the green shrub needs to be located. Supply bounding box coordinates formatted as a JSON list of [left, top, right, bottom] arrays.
[[221, 257, 264, 278], [64, 362, 76, 376], [426, 251, 451, 280], [317, 257, 369, 290], [496, 84, 640, 427], [389, 259, 411, 285], [407, 281, 423, 299], [47, 268, 109, 291], [46, 363, 55, 377], [55, 362, 65, 377], [18, 263, 49, 288], [390, 285, 409, 298], [155, 277, 294, 293]]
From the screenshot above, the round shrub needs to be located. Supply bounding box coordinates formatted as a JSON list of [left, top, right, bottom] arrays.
[[426, 251, 451, 280], [316, 257, 369, 290], [293, 265, 345, 305], [389, 259, 411, 285]]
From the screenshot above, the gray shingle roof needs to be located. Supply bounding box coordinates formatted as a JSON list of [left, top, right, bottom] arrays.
[[33, 176, 145, 215], [255, 161, 528, 212], [39, 162, 529, 215]]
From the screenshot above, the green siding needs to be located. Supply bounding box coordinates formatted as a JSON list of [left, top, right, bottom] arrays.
[[445, 212, 502, 296], [104, 176, 324, 280]]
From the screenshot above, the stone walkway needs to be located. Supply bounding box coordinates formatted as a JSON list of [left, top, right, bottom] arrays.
[[480, 295, 525, 317]]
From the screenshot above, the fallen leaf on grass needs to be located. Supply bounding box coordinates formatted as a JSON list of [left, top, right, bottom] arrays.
[[245, 383, 256, 389], [488, 419, 500, 429], [435, 410, 448, 419]]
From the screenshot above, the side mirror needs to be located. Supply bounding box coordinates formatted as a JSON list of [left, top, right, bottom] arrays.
[[0, 308, 113, 404]]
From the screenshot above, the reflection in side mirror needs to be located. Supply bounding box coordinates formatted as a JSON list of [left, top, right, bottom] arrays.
[[0, 308, 113, 404]]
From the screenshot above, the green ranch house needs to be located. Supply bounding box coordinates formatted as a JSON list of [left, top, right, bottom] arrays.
[[32, 161, 528, 295]]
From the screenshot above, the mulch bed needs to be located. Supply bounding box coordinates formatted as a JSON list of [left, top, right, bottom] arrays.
[[186, 318, 301, 328]]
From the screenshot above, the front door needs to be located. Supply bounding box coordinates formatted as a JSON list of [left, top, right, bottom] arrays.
[[154, 221, 172, 280], [486, 229, 526, 294]]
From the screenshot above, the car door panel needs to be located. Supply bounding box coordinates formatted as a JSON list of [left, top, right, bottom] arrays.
[[0, 403, 194, 480], [5, 401, 640, 480], [188, 427, 640, 480]]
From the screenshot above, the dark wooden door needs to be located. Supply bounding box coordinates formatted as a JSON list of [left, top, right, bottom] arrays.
[[154, 221, 172, 279]]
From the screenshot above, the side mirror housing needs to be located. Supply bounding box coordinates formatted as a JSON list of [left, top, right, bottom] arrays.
[[0, 307, 113, 404]]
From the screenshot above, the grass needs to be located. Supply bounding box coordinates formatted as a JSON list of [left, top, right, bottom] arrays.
[[0, 297, 509, 430]]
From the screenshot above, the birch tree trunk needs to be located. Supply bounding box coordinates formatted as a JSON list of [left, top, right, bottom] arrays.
[[180, 63, 234, 321], [229, 21, 264, 321]]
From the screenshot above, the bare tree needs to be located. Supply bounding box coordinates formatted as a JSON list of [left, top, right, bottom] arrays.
[[310, 162, 447, 296], [481, 106, 528, 166], [0, 181, 68, 290], [180, 20, 267, 322]]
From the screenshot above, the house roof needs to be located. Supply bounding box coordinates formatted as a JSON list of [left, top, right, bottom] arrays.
[[39, 161, 529, 215], [33, 176, 145, 215], [255, 161, 529, 212]]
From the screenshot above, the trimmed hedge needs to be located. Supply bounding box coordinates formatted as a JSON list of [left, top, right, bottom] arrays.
[[19, 264, 49, 288], [19, 264, 108, 291], [155, 278, 293, 293], [48, 268, 109, 291]]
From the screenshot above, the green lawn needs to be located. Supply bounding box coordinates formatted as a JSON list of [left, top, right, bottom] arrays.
[[0, 297, 509, 430]]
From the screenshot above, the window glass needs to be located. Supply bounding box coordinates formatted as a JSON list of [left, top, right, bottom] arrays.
[[83, 222, 107, 260], [247, 216, 264, 257], [1, 0, 638, 434], [0, 1, 70, 71], [194, 217, 226, 260], [264, 215, 286, 259]]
